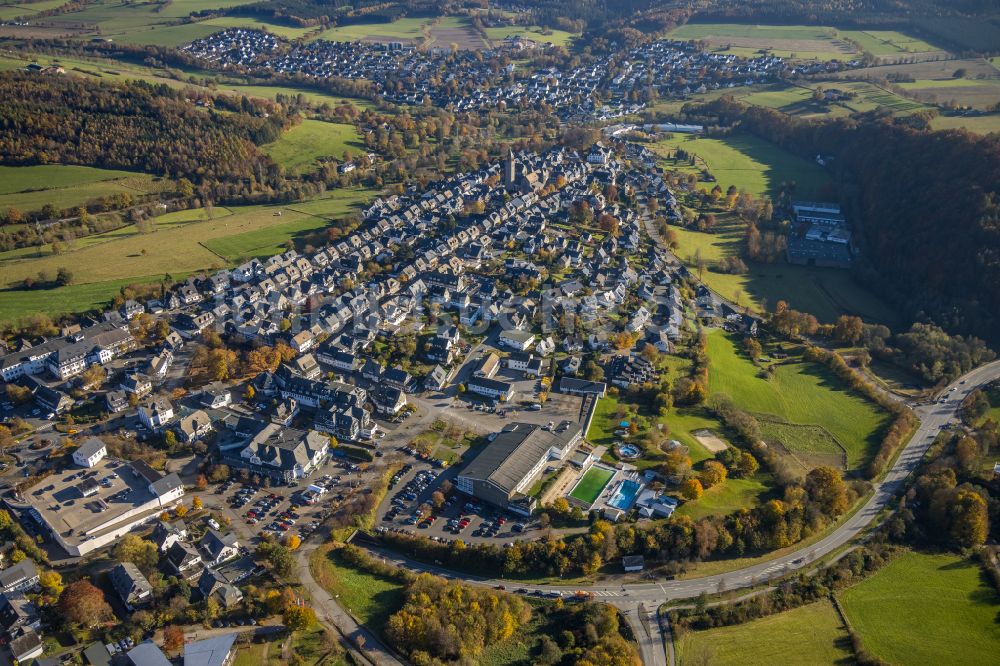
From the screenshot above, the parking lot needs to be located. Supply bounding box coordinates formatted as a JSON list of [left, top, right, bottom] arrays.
[[375, 461, 543, 546], [207, 456, 380, 545]]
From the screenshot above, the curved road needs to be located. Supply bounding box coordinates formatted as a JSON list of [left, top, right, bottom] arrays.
[[356, 360, 1000, 665]]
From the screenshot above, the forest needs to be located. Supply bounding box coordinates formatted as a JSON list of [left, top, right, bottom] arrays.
[[688, 97, 1000, 347], [0, 73, 288, 194]]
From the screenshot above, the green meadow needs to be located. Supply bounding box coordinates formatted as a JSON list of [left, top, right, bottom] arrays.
[[0, 165, 172, 214], [706, 330, 889, 471], [262, 119, 365, 174], [668, 217, 898, 326], [676, 599, 852, 665], [841, 551, 1000, 665], [650, 132, 833, 199]]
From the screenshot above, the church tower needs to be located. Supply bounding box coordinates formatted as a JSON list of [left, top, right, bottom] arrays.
[[503, 148, 516, 190]]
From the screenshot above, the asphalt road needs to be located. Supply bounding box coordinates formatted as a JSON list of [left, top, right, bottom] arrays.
[[356, 360, 1000, 666]]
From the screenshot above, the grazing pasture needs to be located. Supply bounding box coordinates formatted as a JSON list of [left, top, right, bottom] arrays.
[[841, 551, 1000, 666], [0, 165, 172, 214]]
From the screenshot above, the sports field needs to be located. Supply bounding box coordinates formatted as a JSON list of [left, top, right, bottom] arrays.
[[840, 551, 1000, 665], [706, 330, 888, 471], [650, 132, 832, 199], [262, 119, 364, 174], [0, 165, 173, 214], [668, 217, 898, 326], [676, 599, 852, 665], [569, 466, 615, 505]]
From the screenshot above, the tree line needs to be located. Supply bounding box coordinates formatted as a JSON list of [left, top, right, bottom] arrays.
[[0, 72, 288, 193], [688, 96, 1000, 347]]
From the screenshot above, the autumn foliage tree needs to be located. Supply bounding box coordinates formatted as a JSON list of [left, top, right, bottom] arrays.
[[59, 579, 113, 627], [163, 625, 185, 653]]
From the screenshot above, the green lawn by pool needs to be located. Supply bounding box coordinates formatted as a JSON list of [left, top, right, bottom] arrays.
[[569, 466, 615, 505]]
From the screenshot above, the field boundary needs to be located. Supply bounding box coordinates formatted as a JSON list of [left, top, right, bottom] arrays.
[[755, 414, 849, 470]]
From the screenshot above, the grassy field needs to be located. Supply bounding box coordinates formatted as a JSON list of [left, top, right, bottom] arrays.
[[483, 24, 577, 48], [675, 475, 775, 520], [0, 187, 372, 309], [215, 83, 377, 110], [676, 599, 852, 665], [309, 544, 405, 636], [758, 419, 846, 473], [0, 165, 173, 214], [840, 551, 1000, 665], [262, 119, 364, 174], [587, 395, 717, 465], [205, 187, 372, 261], [667, 23, 858, 61], [669, 218, 898, 326], [0, 0, 73, 20], [0, 273, 183, 323], [707, 330, 888, 471], [231, 623, 337, 666], [839, 29, 940, 56], [569, 466, 615, 505], [896, 77, 1000, 110], [650, 132, 833, 199], [312, 17, 431, 43], [37, 0, 291, 45]]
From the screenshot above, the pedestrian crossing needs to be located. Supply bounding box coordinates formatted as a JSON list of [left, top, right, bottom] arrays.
[[592, 590, 622, 597]]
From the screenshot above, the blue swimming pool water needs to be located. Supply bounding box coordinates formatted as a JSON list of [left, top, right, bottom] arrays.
[[607, 479, 642, 510]]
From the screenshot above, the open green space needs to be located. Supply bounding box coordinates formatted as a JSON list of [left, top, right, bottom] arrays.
[[262, 119, 364, 174], [650, 132, 833, 199], [0, 0, 72, 20], [587, 394, 717, 466], [669, 218, 898, 326], [216, 83, 377, 110], [0, 188, 371, 289], [312, 17, 431, 43], [675, 475, 775, 520], [0, 273, 180, 323], [758, 418, 846, 471], [0, 165, 172, 214], [569, 466, 615, 505], [666, 23, 857, 61], [309, 544, 405, 636], [840, 551, 1000, 665], [483, 24, 577, 48], [707, 330, 889, 471], [676, 599, 852, 665], [839, 29, 940, 55], [232, 623, 336, 666]]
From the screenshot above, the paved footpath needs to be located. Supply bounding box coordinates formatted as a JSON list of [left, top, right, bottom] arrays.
[[295, 541, 403, 666]]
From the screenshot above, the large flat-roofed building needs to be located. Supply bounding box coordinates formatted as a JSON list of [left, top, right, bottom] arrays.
[[456, 421, 581, 516], [18, 459, 184, 557]]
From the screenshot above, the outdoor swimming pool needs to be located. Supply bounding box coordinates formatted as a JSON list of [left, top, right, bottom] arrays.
[[618, 443, 641, 459], [607, 479, 642, 510]]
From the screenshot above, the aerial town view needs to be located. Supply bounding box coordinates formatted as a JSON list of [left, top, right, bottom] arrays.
[[0, 0, 998, 664]]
